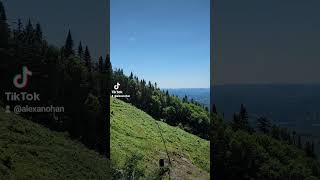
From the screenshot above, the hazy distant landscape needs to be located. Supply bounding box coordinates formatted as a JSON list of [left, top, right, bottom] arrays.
[[213, 84, 320, 157], [168, 85, 320, 158], [212, 84, 320, 136], [168, 85, 320, 137], [166, 88, 210, 108]]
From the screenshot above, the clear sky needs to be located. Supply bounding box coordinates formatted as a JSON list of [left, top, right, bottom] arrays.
[[111, 0, 210, 88], [213, 0, 320, 85]]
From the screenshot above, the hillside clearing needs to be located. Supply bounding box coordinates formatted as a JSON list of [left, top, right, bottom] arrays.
[[111, 98, 210, 179]]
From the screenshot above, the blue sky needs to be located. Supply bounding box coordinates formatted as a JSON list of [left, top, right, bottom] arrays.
[[111, 0, 210, 88]]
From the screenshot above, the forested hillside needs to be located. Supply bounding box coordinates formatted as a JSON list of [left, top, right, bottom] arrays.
[[0, 0, 111, 155], [110, 98, 210, 180], [212, 105, 320, 180], [112, 69, 210, 139]]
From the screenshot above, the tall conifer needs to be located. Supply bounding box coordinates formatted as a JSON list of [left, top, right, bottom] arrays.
[[84, 46, 91, 72], [64, 30, 74, 57], [78, 41, 83, 58], [0, 0, 8, 48]]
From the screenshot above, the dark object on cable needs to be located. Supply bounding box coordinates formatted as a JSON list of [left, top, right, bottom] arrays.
[[159, 159, 165, 167]]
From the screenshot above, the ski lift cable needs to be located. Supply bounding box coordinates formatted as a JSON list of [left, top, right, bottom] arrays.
[[154, 120, 172, 179]]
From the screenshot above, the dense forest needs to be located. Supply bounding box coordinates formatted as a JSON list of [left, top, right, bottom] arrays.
[[212, 104, 320, 180], [0, 1, 111, 156]]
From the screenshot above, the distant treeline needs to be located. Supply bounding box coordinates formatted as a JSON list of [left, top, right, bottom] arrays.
[[0, 1, 111, 156], [112, 69, 210, 139], [212, 104, 320, 180]]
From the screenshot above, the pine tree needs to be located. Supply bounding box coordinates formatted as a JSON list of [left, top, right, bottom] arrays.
[[25, 19, 34, 40], [17, 19, 23, 32], [182, 95, 188, 103], [78, 41, 83, 58], [239, 104, 251, 132], [129, 72, 133, 79], [13, 19, 23, 42], [98, 56, 103, 73], [257, 117, 271, 134], [212, 104, 217, 114], [0, 0, 9, 48], [148, 81, 152, 88], [35, 23, 42, 42], [292, 131, 296, 145], [25, 19, 33, 31], [84, 46, 91, 72], [64, 30, 74, 57], [104, 54, 110, 73]]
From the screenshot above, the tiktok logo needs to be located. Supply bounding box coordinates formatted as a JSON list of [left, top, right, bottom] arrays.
[[13, 66, 32, 89], [114, 82, 120, 90]]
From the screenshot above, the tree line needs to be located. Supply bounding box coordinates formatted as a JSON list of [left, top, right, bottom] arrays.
[[112, 69, 210, 139], [228, 103, 317, 158], [0, 1, 111, 156], [212, 104, 320, 180]]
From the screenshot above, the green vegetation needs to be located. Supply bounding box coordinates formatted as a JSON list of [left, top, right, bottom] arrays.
[[0, 107, 110, 179], [0, 0, 111, 155], [111, 98, 210, 179], [213, 105, 320, 180], [112, 69, 210, 139]]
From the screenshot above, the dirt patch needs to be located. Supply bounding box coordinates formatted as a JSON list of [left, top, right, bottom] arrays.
[[161, 152, 210, 180]]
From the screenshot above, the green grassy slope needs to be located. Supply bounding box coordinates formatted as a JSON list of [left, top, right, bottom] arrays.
[[0, 108, 110, 179], [111, 98, 210, 179]]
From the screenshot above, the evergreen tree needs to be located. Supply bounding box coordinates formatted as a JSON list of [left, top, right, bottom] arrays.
[[0, 0, 9, 48], [212, 104, 217, 114], [35, 23, 42, 42], [182, 95, 188, 103], [84, 46, 91, 72], [292, 131, 296, 145], [17, 19, 23, 32], [98, 56, 103, 73], [239, 104, 251, 132], [78, 41, 83, 58], [13, 19, 23, 42], [25, 19, 34, 41], [165, 90, 169, 96], [64, 30, 74, 57], [25, 19, 33, 32], [257, 117, 271, 134], [104, 54, 110, 73]]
